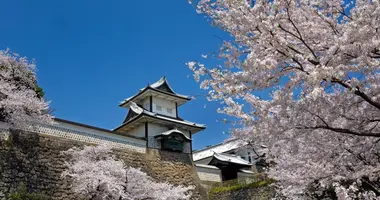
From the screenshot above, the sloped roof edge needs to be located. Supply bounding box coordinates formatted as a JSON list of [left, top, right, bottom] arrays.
[[114, 103, 206, 131], [154, 129, 192, 141], [193, 139, 247, 161], [119, 77, 191, 107], [210, 152, 252, 166]]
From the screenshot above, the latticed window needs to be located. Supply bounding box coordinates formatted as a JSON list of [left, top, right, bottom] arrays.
[[156, 105, 162, 111]]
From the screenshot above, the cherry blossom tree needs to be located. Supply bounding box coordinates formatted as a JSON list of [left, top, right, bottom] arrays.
[[188, 0, 380, 199], [0, 49, 52, 128], [62, 145, 194, 200]]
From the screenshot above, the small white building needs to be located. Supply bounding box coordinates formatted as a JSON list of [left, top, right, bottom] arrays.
[[193, 139, 264, 183]]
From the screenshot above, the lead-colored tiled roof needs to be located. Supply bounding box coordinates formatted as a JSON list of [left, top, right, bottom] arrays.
[[120, 77, 190, 105], [193, 139, 247, 161], [115, 102, 206, 130], [211, 152, 252, 166]]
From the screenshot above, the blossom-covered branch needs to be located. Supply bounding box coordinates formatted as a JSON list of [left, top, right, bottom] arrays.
[[189, 0, 380, 198], [0, 49, 52, 128], [62, 145, 194, 200]]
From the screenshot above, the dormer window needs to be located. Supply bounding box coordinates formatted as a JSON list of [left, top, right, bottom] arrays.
[[156, 105, 162, 111]]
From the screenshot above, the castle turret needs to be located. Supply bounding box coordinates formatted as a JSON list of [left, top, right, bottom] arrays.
[[114, 77, 206, 153]]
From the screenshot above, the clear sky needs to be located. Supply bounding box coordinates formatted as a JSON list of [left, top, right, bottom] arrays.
[[0, 0, 235, 150]]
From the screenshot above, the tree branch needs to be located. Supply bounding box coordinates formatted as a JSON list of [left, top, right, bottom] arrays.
[[296, 125, 380, 137], [332, 79, 380, 111]]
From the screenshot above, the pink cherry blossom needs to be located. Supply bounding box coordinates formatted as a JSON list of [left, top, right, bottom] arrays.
[[62, 145, 193, 200], [189, 0, 380, 198], [0, 49, 52, 128]]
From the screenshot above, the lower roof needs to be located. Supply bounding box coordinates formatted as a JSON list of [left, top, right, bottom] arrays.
[[208, 152, 252, 167], [114, 103, 206, 134], [193, 139, 247, 161]]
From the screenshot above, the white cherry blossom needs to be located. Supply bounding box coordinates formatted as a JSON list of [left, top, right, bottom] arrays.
[[0, 49, 52, 128], [62, 145, 193, 200], [189, 0, 380, 198]]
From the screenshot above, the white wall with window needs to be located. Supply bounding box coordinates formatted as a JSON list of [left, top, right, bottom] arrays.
[[152, 97, 176, 118]]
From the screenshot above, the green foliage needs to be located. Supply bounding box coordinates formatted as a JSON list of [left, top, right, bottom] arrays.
[[209, 178, 276, 197], [10, 185, 50, 200], [34, 84, 45, 99]]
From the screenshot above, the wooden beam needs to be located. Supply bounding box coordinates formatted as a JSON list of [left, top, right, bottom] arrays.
[[149, 96, 153, 112], [145, 122, 148, 147], [175, 102, 178, 118]]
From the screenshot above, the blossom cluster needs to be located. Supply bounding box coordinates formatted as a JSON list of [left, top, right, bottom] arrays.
[[189, 0, 380, 198], [0, 49, 52, 128], [62, 145, 193, 200]]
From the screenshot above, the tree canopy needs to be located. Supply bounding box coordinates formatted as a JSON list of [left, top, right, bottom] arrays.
[[189, 0, 380, 199], [0, 49, 52, 127]]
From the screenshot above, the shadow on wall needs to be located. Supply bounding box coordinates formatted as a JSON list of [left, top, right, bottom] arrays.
[[0, 130, 80, 200]]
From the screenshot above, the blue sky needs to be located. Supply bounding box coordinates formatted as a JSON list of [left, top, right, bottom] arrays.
[[0, 0, 235, 150]]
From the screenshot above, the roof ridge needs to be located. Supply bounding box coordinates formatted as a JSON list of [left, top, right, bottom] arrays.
[[193, 138, 241, 152]]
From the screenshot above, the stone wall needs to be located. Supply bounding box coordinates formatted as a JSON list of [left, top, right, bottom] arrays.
[[0, 130, 207, 200]]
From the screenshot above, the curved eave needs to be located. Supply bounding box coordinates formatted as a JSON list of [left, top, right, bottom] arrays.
[[208, 158, 252, 168], [154, 130, 192, 141], [122, 108, 139, 123], [150, 76, 176, 94], [208, 153, 252, 168], [120, 86, 191, 108], [113, 113, 206, 134]]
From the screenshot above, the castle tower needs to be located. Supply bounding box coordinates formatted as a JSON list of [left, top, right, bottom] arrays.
[[114, 77, 206, 153]]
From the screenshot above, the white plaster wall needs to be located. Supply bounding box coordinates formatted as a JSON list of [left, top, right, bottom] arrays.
[[142, 97, 150, 111], [235, 146, 255, 163], [196, 166, 222, 182], [43, 121, 146, 147], [152, 97, 176, 118], [147, 123, 168, 149], [126, 125, 145, 138], [148, 123, 169, 137], [0, 121, 146, 153]]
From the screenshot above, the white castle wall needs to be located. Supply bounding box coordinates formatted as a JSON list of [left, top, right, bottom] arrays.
[[152, 96, 176, 118], [142, 98, 150, 110], [127, 125, 145, 138], [0, 120, 146, 153], [196, 164, 222, 182], [147, 123, 168, 149]]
